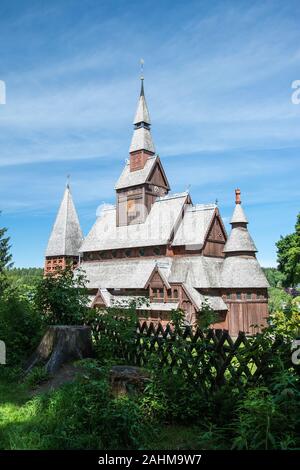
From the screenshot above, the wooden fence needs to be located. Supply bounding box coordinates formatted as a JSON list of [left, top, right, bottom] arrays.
[[91, 316, 295, 390]]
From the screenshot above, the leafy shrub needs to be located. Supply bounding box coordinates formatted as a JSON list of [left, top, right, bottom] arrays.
[[232, 370, 300, 450], [34, 266, 89, 325], [268, 287, 292, 314], [0, 296, 43, 366]]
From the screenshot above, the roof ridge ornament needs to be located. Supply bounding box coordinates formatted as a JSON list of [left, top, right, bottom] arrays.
[[235, 188, 241, 204]]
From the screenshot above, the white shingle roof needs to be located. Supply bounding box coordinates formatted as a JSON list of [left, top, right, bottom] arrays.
[[80, 258, 172, 289], [133, 90, 151, 125], [223, 226, 257, 253], [45, 186, 83, 257], [172, 204, 216, 247], [129, 126, 155, 153], [80, 193, 188, 252], [220, 257, 269, 288], [231, 204, 248, 224], [115, 156, 157, 190], [183, 284, 227, 311], [168, 256, 223, 288]]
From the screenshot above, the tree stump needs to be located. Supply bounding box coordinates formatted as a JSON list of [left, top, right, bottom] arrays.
[[109, 365, 151, 397], [24, 326, 93, 375]]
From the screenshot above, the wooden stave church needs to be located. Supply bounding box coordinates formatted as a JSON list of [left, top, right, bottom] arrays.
[[44, 77, 269, 336]]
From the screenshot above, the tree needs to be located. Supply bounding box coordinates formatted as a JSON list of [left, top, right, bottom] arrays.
[[276, 213, 300, 287], [34, 266, 89, 325], [0, 216, 13, 296], [263, 268, 285, 288]]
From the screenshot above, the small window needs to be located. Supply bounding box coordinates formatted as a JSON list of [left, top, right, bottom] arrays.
[[173, 289, 179, 298], [153, 247, 161, 256], [247, 293, 251, 300], [125, 249, 132, 257], [139, 248, 145, 256], [157, 288, 164, 299], [236, 292, 241, 300], [153, 288, 164, 299], [112, 250, 117, 258]]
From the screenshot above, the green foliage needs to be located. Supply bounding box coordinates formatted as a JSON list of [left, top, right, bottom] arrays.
[[5, 267, 43, 301], [0, 216, 13, 297], [24, 367, 50, 388], [263, 267, 286, 288], [232, 368, 300, 449], [34, 266, 89, 325], [268, 287, 291, 314], [0, 296, 43, 366], [268, 295, 300, 339], [90, 298, 147, 362], [0, 362, 155, 450], [197, 298, 219, 330], [276, 212, 300, 287]]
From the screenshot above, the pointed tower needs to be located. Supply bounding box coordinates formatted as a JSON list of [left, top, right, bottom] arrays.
[[221, 189, 269, 335], [129, 77, 155, 171], [44, 183, 83, 274], [115, 75, 170, 226], [223, 189, 257, 257]]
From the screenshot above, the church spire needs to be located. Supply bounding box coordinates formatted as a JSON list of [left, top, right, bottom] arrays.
[[223, 189, 257, 256], [133, 77, 151, 126], [129, 69, 155, 169], [44, 184, 83, 274]]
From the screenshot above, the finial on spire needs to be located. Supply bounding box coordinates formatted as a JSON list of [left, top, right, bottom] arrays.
[[140, 58, 145, 96], [140, 58, 144, 80], [66, 174, 71, 189], [215, 198, 218, 206], [235, 188, 241, 204]]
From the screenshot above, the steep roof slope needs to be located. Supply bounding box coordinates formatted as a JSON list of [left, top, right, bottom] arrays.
[[45, 185, 83, 257]]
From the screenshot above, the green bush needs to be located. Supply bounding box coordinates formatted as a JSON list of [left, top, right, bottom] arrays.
[[0, 296, 43, 367], [232, 370, 300, 449], [5, 363, 156, 450], [34, 266, 89, 326]]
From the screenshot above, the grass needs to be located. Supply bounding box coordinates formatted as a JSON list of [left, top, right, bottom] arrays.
[[0, 379, 32, 449], [0, 374, 224, 450]]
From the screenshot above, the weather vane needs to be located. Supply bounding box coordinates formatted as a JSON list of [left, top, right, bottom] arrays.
[[140, 58, 144, 80], [66, 174, 71, 188]]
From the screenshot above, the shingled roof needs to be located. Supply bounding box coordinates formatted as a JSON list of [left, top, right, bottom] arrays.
[[80, 192, 189, 252], [45, 185, 83, 257], [224, 201, 257, 254], [115, 156, 157, 190], [223, 226, 257, 253], [172, 204, 217, 247]]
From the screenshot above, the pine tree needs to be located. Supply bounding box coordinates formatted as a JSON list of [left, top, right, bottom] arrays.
[[0, 214, 13, 295]]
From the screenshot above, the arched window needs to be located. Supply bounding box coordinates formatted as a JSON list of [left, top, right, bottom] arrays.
[[173, 289, 178, 299]]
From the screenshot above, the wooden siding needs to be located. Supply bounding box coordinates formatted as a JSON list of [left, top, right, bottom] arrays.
[[203, 214, 226, 258]]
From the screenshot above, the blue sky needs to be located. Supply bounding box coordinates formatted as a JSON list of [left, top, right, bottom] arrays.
[[0, 0, 299, 267]]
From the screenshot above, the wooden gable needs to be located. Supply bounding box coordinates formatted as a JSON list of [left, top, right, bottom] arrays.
[[203, 211, 227, 257], [147, 159, 170, 190], [206, 213, 227, 243], [145, 267, 170, 289]]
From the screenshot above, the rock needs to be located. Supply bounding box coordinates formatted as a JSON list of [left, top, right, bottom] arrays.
[[109, 365, 151, 397], [24, 325, 93, 375]]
